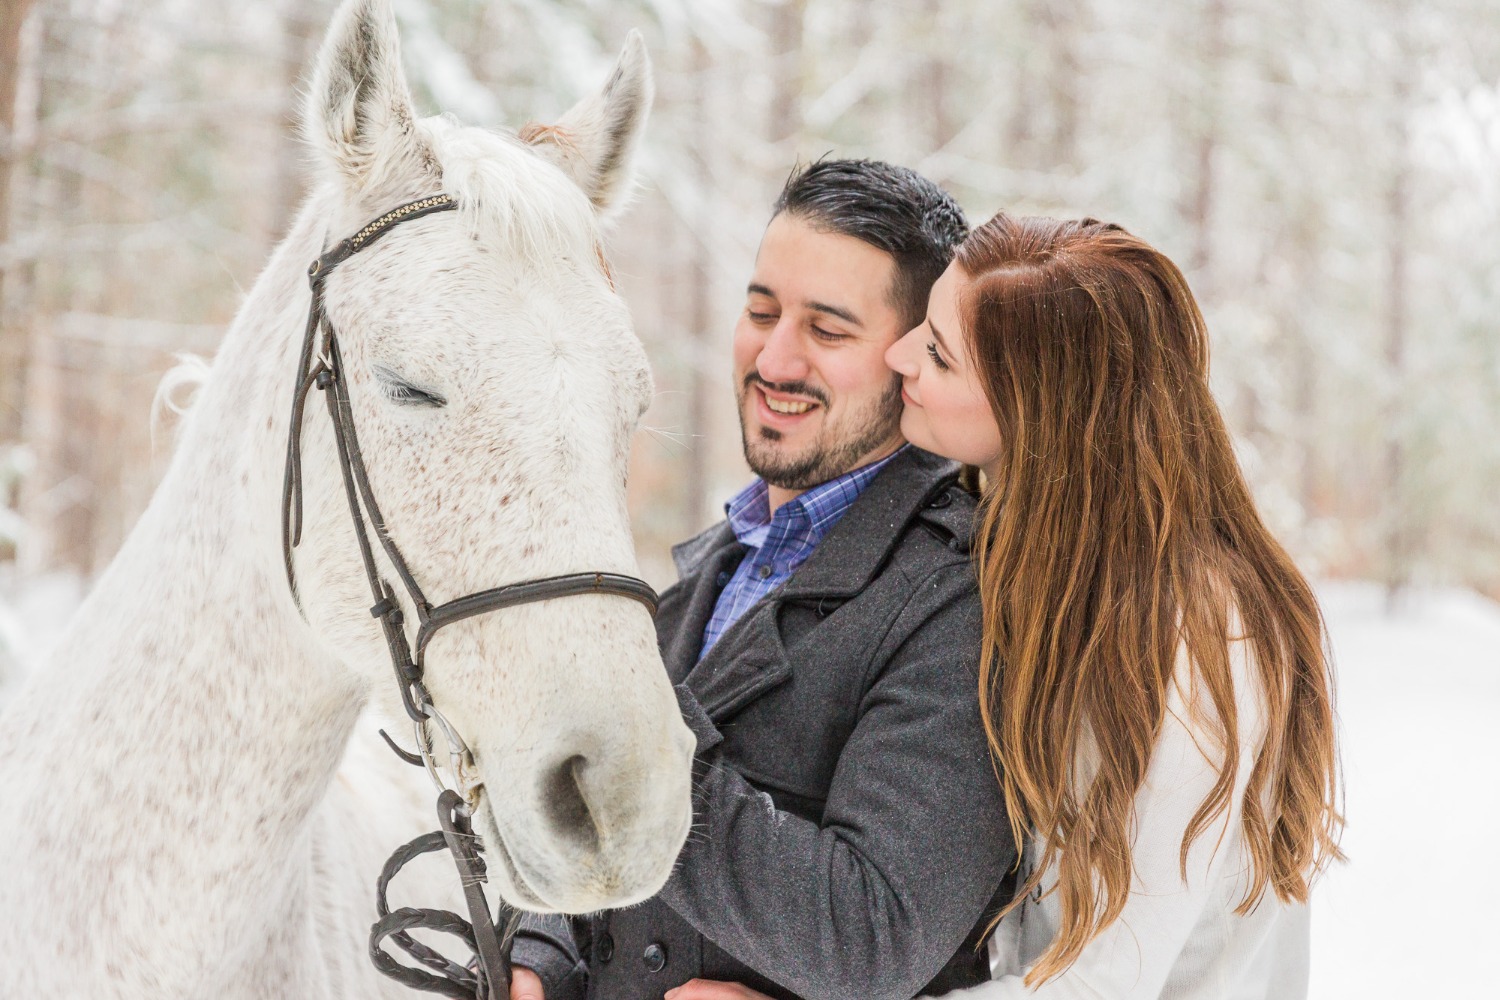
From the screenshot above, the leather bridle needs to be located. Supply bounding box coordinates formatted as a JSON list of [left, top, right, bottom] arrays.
[[280, 193, 660, 999]]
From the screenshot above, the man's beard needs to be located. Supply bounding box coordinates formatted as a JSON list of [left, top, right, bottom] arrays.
[[737, 373, 904, 491]]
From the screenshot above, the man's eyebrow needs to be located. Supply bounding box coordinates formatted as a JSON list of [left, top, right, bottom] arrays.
[[807, 300, 862, 327], [747, 283, 864, 328]]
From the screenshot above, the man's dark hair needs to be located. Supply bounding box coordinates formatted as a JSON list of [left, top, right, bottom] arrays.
[[773, 158, 969, 329]]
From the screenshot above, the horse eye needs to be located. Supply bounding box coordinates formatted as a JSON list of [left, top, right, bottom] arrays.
[[374, 367, 447, 408]]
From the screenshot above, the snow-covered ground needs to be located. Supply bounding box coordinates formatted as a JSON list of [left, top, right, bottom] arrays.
[[0, 571, 83, 698], [1310, 582, 1500, 998], [1, 576, 1495, 994]]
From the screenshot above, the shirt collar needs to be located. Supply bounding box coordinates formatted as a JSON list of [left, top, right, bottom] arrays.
[[723, 446, 908, 550]]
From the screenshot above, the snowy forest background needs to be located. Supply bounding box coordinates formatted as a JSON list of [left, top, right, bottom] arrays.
[[0, 0, 1497, 995]]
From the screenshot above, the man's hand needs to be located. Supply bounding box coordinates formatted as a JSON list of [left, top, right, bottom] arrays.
[[664, 979, 775, 1000], [510, 966, 545, 1000]]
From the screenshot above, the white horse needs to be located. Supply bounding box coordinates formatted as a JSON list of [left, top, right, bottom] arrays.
[[0, 0, 694, 994]]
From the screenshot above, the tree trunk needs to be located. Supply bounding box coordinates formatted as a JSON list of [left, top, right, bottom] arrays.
[[1186, 0, 1229, 283], [1038, 0, 1082, 168], [1382, 49, 1414, 608], [921, 0, 954, 160], [767, 0, 805, 149], [270, 2, 323, 242], [684, 33, 714, 528], [0, 0, 37, 446], [1005, 3, 1035, 160]]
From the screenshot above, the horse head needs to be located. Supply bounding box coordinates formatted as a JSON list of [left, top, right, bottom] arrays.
[[285, 0, 693, 914]]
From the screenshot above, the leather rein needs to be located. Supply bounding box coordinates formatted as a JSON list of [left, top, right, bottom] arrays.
[[280, 193, 660, 999]]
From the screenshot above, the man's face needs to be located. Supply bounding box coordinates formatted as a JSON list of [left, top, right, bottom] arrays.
[[732, 213, 908, 492]]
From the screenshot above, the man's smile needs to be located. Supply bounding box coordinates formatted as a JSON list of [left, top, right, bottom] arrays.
[[751, 382, 824, 429], [765, 396, 814, 415]]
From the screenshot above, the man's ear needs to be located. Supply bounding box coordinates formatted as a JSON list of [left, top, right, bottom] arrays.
[[303, 0, 436, 192], [522, 31, 653, 218]]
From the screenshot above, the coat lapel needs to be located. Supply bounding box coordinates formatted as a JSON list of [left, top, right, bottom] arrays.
[[659, 448, 961, 722], [683, 599, 793, 722], [777, 447, 958, 601], [657, 523, 740, 686]]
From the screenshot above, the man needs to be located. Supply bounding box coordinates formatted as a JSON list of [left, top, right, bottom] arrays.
[[511, 159, 1016, 1000]]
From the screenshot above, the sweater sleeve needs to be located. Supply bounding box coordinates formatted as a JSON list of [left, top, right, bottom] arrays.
[[947, 640, 1269, 999]]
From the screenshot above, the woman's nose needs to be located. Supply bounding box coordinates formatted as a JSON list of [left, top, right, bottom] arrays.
[[885, 327, 919, 376]]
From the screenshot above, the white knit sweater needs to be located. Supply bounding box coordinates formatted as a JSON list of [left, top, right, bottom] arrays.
[[951, 637, 1311, 1000]]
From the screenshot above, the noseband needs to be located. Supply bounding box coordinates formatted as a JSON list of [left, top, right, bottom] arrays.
[[280, 194, 660, 999]]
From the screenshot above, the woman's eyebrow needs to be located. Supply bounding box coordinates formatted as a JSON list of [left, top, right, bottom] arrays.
[[929, 317, 954, 354]]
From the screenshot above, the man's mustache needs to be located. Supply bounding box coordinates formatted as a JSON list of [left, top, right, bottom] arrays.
[[743, 374, 830, 410]]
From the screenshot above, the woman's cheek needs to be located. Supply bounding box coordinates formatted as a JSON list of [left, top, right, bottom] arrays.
[[899, 403, 929, 452]]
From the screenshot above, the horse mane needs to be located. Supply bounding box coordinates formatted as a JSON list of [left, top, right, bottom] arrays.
[[150, 352, 211, 453]]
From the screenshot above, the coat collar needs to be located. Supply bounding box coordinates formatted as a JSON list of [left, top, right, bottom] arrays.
[[776, 447, 959, 600], [670, 519, 737, 581], [670, 447, 960, 598]]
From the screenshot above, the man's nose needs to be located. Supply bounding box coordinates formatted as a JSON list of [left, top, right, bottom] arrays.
[[756, 318, 810, 384]]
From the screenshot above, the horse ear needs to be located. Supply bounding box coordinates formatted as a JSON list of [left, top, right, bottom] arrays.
[[524, 31, 653, 217], [304, 0, 435, 191]]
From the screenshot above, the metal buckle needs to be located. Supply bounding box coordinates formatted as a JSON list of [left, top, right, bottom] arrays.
[[412, 699, 484, 812]]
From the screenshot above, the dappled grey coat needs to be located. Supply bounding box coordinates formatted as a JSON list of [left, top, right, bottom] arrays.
[[513, 447, 1017, 1000]]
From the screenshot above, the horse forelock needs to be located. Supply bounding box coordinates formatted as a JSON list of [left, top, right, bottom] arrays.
[[421, 115, 601, 268]]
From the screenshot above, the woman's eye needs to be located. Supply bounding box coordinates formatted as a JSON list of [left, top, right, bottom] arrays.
[[926, 342, 951, 372]]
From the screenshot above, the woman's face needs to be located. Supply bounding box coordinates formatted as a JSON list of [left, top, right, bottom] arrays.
[[885, 263, 1004, 474]]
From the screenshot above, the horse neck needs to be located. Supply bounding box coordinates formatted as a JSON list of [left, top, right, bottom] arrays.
[[117, 188, 361, 747], [0, 194, 374, 941]]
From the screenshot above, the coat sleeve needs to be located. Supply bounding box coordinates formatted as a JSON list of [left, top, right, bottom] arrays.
[[511, 912, 588, 1000], [658, 566, 1017, 1000]]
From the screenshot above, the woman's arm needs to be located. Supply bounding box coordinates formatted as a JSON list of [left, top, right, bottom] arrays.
[[948, 642, 1267, 999]]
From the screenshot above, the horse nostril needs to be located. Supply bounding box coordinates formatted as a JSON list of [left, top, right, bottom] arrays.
[[539, 754, 601, 854]]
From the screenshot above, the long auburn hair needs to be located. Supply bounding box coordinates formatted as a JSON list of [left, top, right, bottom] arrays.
[[957, 214, 1344, 984]]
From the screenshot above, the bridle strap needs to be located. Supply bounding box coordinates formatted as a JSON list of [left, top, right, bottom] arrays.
[[416, 572, 659, 661], [282, 194, 461, 608], [279, 194, 660, 1000], [437, 790, 519, 994]]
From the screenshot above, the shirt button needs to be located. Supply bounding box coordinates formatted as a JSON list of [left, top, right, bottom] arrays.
[[597, 932, 614, 963], [757, 564, 773, 579], [642, 942, 667, 972]]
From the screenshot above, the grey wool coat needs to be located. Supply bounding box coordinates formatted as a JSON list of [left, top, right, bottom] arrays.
[[512, 447, 1018, 1000]]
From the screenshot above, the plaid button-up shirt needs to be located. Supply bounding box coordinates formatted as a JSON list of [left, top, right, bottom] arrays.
[[699, 447, 905, 659]]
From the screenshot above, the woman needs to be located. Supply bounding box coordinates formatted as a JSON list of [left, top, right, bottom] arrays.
[[671, 213, 1343, 1000], [890, 213, 1344, 997]]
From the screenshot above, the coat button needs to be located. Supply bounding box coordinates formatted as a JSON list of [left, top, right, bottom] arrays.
[[642, 942, 667, 972], [716, 570, 731, 587], [597, 932, 614, 963], [927, 489, 953, 509]]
